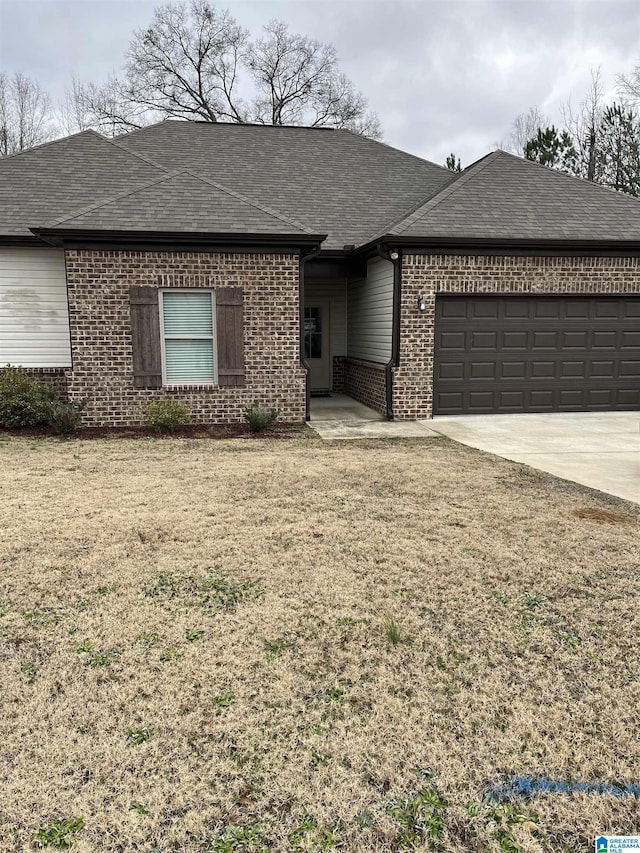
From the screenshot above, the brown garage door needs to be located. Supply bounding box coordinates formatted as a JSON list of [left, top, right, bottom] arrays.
[[433, 295, 640, 414]]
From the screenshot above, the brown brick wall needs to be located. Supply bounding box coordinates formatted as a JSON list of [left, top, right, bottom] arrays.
[[23, 368, 70, 397], [332, 356, 345, 394], [64, 250, 306, 427], [394, 253, 640, 420], [343, 357, 387, 415]]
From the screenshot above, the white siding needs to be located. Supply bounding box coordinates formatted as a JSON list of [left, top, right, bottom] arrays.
[[305, 279, 347, 357], [0, 248, 71, 367], [347, 257, 393, 362]]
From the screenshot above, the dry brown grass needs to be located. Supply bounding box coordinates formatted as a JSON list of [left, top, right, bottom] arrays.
[[0, 434, 639, 852]]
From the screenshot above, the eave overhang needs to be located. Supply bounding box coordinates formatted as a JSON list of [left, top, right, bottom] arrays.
[[354, 234, 640, 257], [29, 227, 327, 253]]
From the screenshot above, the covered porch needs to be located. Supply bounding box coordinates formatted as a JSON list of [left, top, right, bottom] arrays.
[[304, 255, 395, 419]]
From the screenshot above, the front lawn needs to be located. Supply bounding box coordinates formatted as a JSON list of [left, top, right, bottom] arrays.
[[0, 435, 638, 852]]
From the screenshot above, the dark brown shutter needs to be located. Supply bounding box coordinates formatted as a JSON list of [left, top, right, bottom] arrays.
[[216, 287, 245, 387], [129, 286, 162, 388]]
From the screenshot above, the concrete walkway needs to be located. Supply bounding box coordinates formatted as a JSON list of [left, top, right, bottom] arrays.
[[430, 412, 640, 505], [309, 395, 439, 439]]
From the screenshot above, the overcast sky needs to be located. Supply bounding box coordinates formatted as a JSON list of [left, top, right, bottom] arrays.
[[1, 0, 639, 167]]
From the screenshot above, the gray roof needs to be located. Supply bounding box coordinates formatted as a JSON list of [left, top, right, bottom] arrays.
[[45, 169, 315, 235], [0, 131, 162, 236], [4, 123, 640, 249], [388, 150, 640, 241], [112, 122, 455, 249]]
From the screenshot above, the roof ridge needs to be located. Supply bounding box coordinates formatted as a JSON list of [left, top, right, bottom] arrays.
[[0, 129, 106, 162], [46, 169, 185, 226], [190, 170, 314, 234], [391, 151, 502, 235]]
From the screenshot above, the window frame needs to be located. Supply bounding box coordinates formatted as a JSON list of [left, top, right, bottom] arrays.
[[159, 289, 217, 387]]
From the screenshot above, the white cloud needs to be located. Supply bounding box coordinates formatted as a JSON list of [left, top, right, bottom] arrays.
[[0, 0, 638, 167]]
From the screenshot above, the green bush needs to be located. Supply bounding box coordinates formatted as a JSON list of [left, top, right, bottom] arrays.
[[0, 366, 58, 427], [142, 398, 191, 432], [46, 398, 88, 436], [243, 400, 279, 433]]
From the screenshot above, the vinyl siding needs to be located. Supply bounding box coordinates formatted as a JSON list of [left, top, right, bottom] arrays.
[[305, 279, 347, 357], [347, 257, 393, 362], [0, 248, 71, 367]]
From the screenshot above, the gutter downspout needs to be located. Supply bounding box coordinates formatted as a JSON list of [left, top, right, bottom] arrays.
[[376, 243, 402, 420], [299, 244, 322, 421]]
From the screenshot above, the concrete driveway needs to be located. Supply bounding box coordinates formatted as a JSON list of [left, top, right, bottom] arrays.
[[429, 412, 640, 505]]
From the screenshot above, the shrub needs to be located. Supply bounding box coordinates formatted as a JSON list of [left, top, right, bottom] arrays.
[[0, 366, 58, 427], [45, 398, 88, 436], [243, 400, 278, 433], [142, 398, 190, 432]]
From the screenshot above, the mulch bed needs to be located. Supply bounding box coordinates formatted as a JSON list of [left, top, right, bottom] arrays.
[[0, 423, 312, 440]]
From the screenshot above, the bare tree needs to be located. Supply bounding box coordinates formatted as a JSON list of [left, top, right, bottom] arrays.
[[561, 69, 605, 182], [0, 72, 54, 156], [500, 106, 550, 155], [618, 62, 640, 107], [71, 1, 381, 138], [248, 19, 381, 136]]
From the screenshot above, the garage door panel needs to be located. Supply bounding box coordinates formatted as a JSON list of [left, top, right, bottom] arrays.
[[504, 300, 530, 318], [531, 361, 555, 378], [622, 331, 640, 348], [532, 331, 558, 349], [500, 391, 525, 408], [620, 360, 640, 377], [594, 301, 620, 319], [502, 331, 528, 348], [565, 300, 591, 319], [438, 362, 465, 380], [470, 362, 497, 379], [592, 331, 618, 348], [558, 389, 585, 407], [438, 331, 466, 350], [501, 362, 526, 379], [471, 300, 500, 319], [534, 300, 562, 319], [471, 331, 498, 348], [469, 391, 494, 409], [530, 390, 554, 407], [590, 360, 615, 378], [619, 389, 640, 405], [434, 295, 640, 414], [587, 389, 614, 406], [561, 361, 586, 378]]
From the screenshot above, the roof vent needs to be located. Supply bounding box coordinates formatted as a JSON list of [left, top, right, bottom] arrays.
[[343, 244, 355, 250]]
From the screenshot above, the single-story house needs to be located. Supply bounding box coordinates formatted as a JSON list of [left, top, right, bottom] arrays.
[[1, 120, 639, 426]]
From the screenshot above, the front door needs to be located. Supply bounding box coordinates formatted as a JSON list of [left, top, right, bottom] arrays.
[[304, 303, 331, 392]]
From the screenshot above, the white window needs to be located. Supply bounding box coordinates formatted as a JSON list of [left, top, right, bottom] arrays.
[[160, 290, 216, 385]]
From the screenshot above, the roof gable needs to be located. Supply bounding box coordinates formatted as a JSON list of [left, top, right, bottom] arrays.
[[44, 169, 315, 235], [389, 150, 640, 241]]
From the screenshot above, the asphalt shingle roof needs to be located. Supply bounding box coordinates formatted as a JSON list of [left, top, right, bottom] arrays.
[[4, 123, 640, 249], [46, 169, 315, 235], [389, 150, 640, 241], [108, 122, 456, 249], [0, 131, 163, 236]]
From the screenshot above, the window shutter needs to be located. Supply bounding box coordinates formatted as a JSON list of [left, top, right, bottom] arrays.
[[216, 288, 245, 387], [129, 286, 162, 388]]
